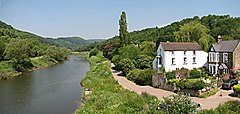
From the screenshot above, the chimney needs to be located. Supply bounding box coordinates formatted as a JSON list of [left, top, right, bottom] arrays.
[[217, 35, 222, 43]]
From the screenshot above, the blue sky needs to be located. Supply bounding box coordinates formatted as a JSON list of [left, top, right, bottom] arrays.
[[0, 0, 240, 39]]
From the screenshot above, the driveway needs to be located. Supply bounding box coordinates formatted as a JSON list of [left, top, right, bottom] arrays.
[[110, 63, 240, 110]]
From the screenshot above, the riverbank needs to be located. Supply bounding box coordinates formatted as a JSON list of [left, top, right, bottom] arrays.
[[0, 56, 59, 80], [75, 53, 160, 113]]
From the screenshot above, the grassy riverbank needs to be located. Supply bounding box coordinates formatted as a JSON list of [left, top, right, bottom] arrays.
[[0, 56, 58, 79], [75, 53, 160, 113]]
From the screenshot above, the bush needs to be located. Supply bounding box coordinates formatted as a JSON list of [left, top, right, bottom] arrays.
[[118, 45, 140, 60], [118, 58, 135, 75], [134, 54, 152, 69], [176, 79, 205, 90], [135, 68, 156, 86], [162, 93, 198, 114], [89, 48, 99, 57], [127, 68, 141, 82], [233, 84, 240, 94], [189, 68, 201, 79], [166, 70, 175, 80]]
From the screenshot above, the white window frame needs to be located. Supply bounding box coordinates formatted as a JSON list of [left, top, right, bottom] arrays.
[[223, 53, 228, 63]]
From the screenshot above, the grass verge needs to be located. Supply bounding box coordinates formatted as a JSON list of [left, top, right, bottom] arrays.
[[199, 88, 220, 98], [75, 53, 160, 114]]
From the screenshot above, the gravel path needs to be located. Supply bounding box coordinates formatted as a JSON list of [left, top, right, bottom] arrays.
[[111, 63, 240, 109]]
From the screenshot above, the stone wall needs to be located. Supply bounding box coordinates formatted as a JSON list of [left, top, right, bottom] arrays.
[[152, 73, 177, 92], [234, 42, 240, 69]]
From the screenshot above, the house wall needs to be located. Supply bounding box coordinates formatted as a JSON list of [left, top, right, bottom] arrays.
[[234, 43, 240, 69], [152, 44, 165, 71], [164, 50, 208, 72]]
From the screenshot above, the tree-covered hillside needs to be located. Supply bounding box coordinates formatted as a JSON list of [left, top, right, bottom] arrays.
[[86, 15, 240, 53], [43, 37, 104, 51], [0, 20, 69, 79]]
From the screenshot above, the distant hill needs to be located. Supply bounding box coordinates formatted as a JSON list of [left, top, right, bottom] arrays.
[[42, 37, 105, 51], [0, 20, 104, 51]]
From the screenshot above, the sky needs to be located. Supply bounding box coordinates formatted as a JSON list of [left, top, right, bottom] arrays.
[[0, 0, 240, 39]]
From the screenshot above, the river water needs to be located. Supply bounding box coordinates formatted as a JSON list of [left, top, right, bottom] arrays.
[[0, 55, 90, 114]]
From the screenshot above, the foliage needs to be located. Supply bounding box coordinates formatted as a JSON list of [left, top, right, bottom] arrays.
[[118, 44, 140, 60], [135, 54, 152, 69], [140, 41, 156, 58], [174, 21, 215, 51], [162, 93, 198, 114], [0, 40, 5, 61], [4, 39, 33, 71], [233, 84, 240, 94], [176, 79, 205, 90], [200, 100, 240, 114], [166, 70, 175, 80], [76, 53, 160, 113], [44, 46, 69, 62], [119, 11, 129, 47], [89, 48, 99, 57], [31, 56, 57, 68], [0, 61, 15, 79], [135, 68, 156, 86], [189, 68, 202, 79], [199, 88, 220, 98], [127, 68, 142, 82], [118, 58, 135, 75]]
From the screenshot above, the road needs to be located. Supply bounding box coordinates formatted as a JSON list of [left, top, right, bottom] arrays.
[[111, 63, 240, 109]]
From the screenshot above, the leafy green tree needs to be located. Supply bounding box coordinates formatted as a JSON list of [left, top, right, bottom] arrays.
[[89, 48, 99, 57], [135, 54, 152, 69], [162, 93, 198, 114], [119, 11, 129, 47], [140, 41, 156, 58], [174, 21, 215, 51], [4, 39, 33, 71], [0, 40, 5, 61], [135, 68, 156, 86], [118, 58, 135, 75], [44, 46, 68, 62], [119, 44, 140, 60]]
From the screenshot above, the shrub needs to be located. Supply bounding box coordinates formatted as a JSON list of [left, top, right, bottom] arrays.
[[135, 68, 156, 86], [233, 84, 240, 94], [162, 93, 198, 114], [127, 68, 141, 82], [189, 68, 201, 79], [118, 58, 135, 75], [176, 79, 205, 90], [166, 70, 175, 80], [111, 55, 121, 70], [118, 45, 140, 60], [89, 48, 99, 57]]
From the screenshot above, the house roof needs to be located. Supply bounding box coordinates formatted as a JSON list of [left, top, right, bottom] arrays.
[[160, 42, 203, 51], [212, 40, 240, 52]]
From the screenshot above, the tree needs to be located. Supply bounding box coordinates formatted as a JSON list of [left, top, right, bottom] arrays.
[[44, 46, 68, 62], [119, 45, 140, 61], [118, 58, 135, 75], [140, 41, 156, 58], [0, 40, 5, 61], [119, 11, 129, 47], [174, 21, 215, 51], [4, 39, 33, 71]]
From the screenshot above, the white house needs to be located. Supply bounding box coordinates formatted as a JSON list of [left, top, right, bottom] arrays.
[[153, 42, 208, 72]]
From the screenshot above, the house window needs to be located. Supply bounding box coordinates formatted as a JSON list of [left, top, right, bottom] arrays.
[[223, 53, 228, 63], [172, 58, 175, 65], [216, 53, 219, 62], [193, 50, 196, 55], [159, 57, 162, 65], [193, 57, 196, 64], [172, 51, 175, 55], [184, 51, 187, 55], [183, 57, 187, 65]]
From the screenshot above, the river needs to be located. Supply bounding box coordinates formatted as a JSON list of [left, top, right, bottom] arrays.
[[0, 55, 90, 114]]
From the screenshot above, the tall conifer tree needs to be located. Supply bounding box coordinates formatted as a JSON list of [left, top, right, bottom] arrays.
[[119, 11, 129, 47]]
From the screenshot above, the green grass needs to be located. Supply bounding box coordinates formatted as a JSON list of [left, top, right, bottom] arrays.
[[30, 56, 57, 68], [75, 53, 161, 114], [0, 61, 15, 78], [199, 88, 220, 98], [199, 100, 240, 114]]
